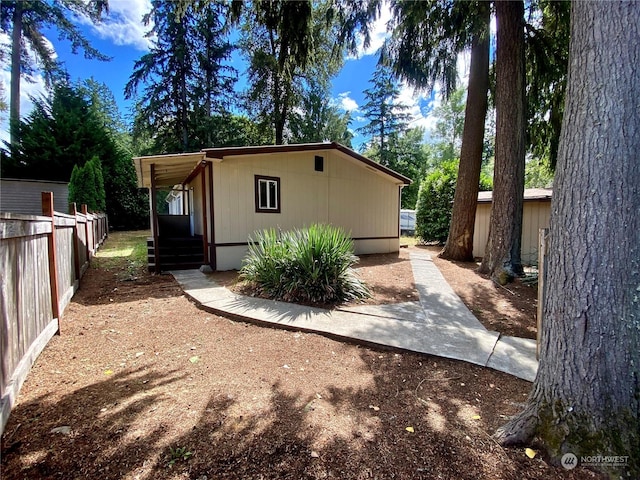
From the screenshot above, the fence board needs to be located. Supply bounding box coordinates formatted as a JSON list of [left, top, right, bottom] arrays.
[[0, 208, 107, 434], [0, 217, 52, 239], [55, 226, 76, 312]]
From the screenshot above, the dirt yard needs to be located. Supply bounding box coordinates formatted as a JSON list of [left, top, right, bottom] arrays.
[[1, 232, 600, 479]]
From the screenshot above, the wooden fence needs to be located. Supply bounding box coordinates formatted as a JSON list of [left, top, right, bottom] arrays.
[[0, 192, 107, 434]]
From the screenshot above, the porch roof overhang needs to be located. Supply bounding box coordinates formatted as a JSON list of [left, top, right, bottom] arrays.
[[132, 152, 207, 189]]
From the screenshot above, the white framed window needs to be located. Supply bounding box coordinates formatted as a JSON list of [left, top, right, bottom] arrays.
[[255, 175, 280, 213]]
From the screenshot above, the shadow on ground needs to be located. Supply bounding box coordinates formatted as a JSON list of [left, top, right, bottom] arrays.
[[1, 347, 601, 480]]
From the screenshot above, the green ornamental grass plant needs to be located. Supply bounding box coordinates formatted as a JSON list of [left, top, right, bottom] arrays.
[[240, 224, 370, 305]]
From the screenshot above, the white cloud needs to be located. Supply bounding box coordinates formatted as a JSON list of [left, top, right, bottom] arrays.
[[337, 92, 358, 112], [0, 33, 49, 145], [0, 71, 48, 147], [393, 46, 472, 143], [350, 1, 392, 58], [396, 82, 437, 135], [78, 0, 153, 51]]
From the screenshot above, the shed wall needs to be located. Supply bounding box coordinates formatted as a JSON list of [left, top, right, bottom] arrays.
[[0, 179, 69, 215], [473, 200, 551, 266]]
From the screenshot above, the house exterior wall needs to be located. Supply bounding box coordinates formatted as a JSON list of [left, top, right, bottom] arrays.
[[0, 179, 69, 215], [206, 149, 402, 270], [473, 199, 551, 266]]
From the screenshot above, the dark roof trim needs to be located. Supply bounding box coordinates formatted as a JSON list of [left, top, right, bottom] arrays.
[[182, 160, 208, 186], [201, 142, 412, 185]]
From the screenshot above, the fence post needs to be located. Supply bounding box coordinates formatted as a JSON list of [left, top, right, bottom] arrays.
[[536, 227, 549, 360], [81, 204, 91, 260], [42, 192, 61, 334], [70, 202, 81, 283]]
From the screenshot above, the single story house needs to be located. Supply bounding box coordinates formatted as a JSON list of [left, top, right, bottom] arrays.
[[473, 188, 552, 266], [133, 142, 412, 272]]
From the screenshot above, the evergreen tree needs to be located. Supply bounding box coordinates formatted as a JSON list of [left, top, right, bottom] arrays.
[[4, 83, 109, 181], [525, 0, 570, 169], [238, 0, 343, 145], [2, 81, 147, 229], [385, 0, 490, 262], [126, 0, 235, 153], [89, 156, 106, 212], [430, 87, 467, 163], [288, 81, 353, 146], [0, 0, 109, 145], [68, 161, 98, 212], [357, 63, 411, 166], [389, 128, 430, 209], [479, 0, 527, 283]]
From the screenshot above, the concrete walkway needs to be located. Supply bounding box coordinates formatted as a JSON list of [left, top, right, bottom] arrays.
[[171, 251, 538, 382]]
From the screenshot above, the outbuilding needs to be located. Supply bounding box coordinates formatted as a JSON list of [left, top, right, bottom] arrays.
[[133, 143, 412, 272], [473, 188, 552, 266]]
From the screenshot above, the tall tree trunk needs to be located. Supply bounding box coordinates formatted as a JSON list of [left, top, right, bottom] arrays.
[[440, 5, 490, 262], [494, 2, 640, 477], [478, 1, 525, 283], [10, 1, 23, 147], [274, 79, 284, 145]]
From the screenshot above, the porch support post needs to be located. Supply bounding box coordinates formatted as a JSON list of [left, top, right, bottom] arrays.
[[150, 163, 160, 273], [201, 164, 209, 266], [208, 160, 216, 270]]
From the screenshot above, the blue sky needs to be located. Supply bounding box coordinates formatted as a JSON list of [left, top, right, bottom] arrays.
[[0, 0, 452, 151]]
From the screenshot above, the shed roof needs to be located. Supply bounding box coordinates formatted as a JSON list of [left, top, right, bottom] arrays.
[[133, 142, 412, 189], [477, 188, 553, 203]]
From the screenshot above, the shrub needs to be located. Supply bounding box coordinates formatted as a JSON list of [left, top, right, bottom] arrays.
[[240, 224, 370, 305], [68, 156, 107, 213], [415, 160, 458, 243], [415, 159, 492, 243]]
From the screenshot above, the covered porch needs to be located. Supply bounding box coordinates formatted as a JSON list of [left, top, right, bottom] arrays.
[[133, 152, 215, 273]]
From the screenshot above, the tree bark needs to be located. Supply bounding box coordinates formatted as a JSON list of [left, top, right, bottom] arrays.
[[440, 5, 490, 262], [10, 1, 23, 148], [495, 2, 640, 477], [478, 0, 525, 283]]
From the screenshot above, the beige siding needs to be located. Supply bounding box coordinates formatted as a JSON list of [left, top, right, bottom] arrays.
[[213, 151, 331, 244], [521, 200, 551, 265], [473, 203, 492, 259], [328, 151, 399, 238], [211, 150, 401, 270], [473, 200, 551, 266]]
